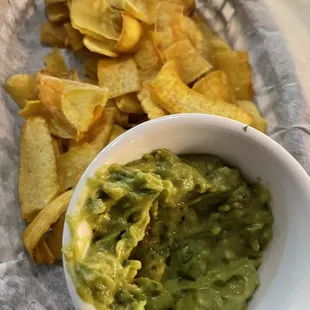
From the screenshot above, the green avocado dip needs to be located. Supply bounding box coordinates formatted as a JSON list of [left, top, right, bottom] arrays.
[[64, 149, 273, 310]]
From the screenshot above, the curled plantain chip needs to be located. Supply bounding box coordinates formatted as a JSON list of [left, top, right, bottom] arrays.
[[83, 36, 118, 58], [150, 60, 252, 124], [19, 117, 60, 222], [116, 13, 143, 52], [124, 0, 159, 24], [57, 143, 97, 191], [164, 39, 212, 84], [5, 74, 37, 108], [108, 124, 126, 143], [115, 93, 144, 114], [193, 70, 234, 102], [62, 87, 109, 139], [44, 48, 68, 74], [22, 190, 73, 264], [98, 58, 141, 98], [70, 0, 123, 41], [137, 86, 167, 119], [41, 22, 69, 48], [153, 2, 185, 60]]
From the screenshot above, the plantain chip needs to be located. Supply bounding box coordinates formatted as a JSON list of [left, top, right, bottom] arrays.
[[83, 36, 118, 58], [216, 51, 254, 100], [108, 124, 126, 143], [57, 143, 97, 191], [52, 137, 62, 157], [193, 70, 234, 102], [159, 0, 195, 15], [62, 87, 109, 139], [44, 48, 68, 74], [34, 238, 55, 264], [124, 0, 159, 24], [150, 60, 252, 124], [137, 86, 167, 119], [37, 74, 108, 138], [70, 0, 122, 41], [191, 12, 215, 41], [153, 2, 185, 60], [98, 58, 141, 98], [133, 39, 162, 83], [19, 100, 74, 139], [47, 2, 69, 23], [115, 93, 143, 114], [22, 190, 72, 263], [182, 16, 204, 53], [41, 22, 69, 48], [64, 23, 84, 51], [47, 213, 66, 261], [116, 13, 143, 52], [237, 100, 267, 133], [164, 39, 212, 84], [19, 117, 60, 222], [5, 74, 37, 108], [208, 36, 231, 66]]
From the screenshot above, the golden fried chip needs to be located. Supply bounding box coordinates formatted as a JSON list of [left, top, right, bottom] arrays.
[[193, 71, 234, 102], [137, 86, 167, 119], [237, 100, 267, 133], [182, 16, 204, 52], [150, 60, 252, 124], [115, 93, 144, 114], [159, 0, 195, 15], [124, 0, 159, 24], [153, 2, 185, 60], [41, 22, 69, 48], [64, 23, 84, 51], [22, 190, 72, 263], [47, 2, 69, 22], [216, 51, 254, 100], [19, 117, 60, 222], [133, 39, 162, 83], [164, 39, 212, 84], [83, 36, 118, 57], [108, 124, 126, 143], [33, 238, 55, 264], [57, 143, 97, 191], [62, 87, 109, 139], [116, 13, 143, 52], [39, 68, 80, 81], [98, 58, 141, 98], [191, 12, 214, 40], [44, 48, 68, 74], [47, 214, 66, 261], [37, 74, 107, 138], [70, 0, 122, 41], [52, 137, 62, 157], [5, 74, 37, 108], [19, 100, 74, 139], [208, 36, 231, 66]]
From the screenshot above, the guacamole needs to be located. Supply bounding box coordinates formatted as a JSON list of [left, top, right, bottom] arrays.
[[64, 149, 273, 310]]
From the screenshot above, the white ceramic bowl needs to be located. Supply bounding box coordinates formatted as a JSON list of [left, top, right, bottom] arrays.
[[63, 114, 310, 310]]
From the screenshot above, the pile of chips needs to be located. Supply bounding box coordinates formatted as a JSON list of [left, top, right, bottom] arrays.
[[5, 0, 266, 264]]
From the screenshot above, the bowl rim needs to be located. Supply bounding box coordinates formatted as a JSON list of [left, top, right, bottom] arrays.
[[62, 113, 310, 309]]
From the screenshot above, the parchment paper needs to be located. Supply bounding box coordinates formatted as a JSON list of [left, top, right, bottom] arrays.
[[0, 0, 309, 309]]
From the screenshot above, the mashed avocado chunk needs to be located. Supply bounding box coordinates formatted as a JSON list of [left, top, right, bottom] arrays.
[[65, 149, 273, 310]]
